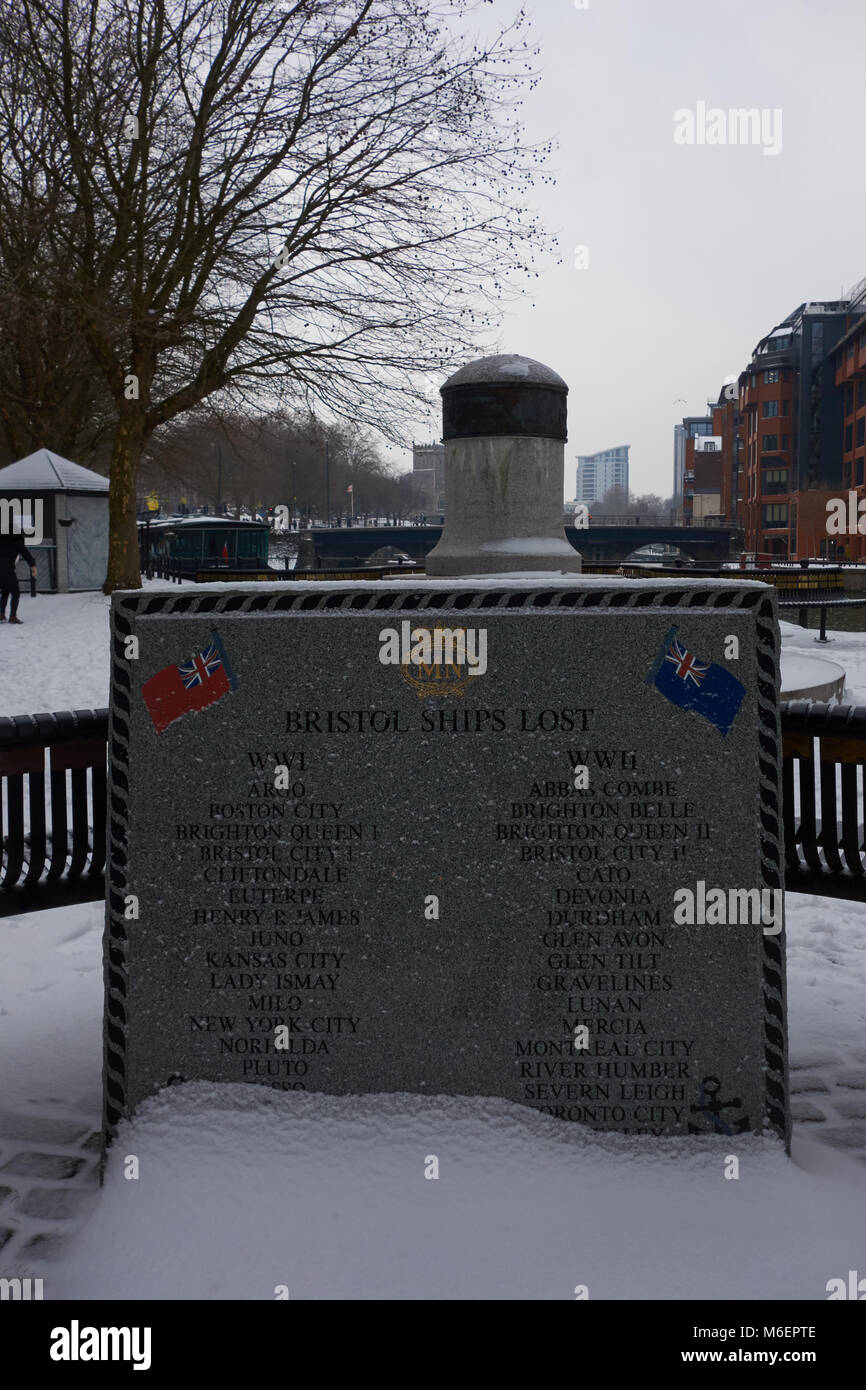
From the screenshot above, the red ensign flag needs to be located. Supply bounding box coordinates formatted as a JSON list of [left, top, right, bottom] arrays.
[[141, 632, 236, 735]]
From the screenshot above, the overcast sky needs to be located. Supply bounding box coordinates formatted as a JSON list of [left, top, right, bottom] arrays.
[[404, 0, 866, 500]]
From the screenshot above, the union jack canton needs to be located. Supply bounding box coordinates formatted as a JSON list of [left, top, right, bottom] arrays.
[[179, 643, 224, 690], [664, 635, 710, 688]]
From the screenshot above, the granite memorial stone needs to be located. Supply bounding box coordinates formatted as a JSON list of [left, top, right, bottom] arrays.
[[104, 575, 789, 1145]]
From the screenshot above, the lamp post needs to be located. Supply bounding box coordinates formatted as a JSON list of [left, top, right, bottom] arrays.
[[324, 439, 331, 527], [285, 456, 296, 530], [215, 441, 223, 515]]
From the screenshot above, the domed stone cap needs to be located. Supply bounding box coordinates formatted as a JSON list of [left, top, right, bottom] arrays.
[[441, 354, 568, 442], [442, 354, 568, 392]]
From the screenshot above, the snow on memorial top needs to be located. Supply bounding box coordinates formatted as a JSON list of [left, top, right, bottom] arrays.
[[442, 355, 568, 391]]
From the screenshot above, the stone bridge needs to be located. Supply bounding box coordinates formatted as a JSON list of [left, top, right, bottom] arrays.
[[297, 521, 743, 569]]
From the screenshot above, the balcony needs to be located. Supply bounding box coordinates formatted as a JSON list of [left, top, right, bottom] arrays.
[[753, 348, 794, 371]]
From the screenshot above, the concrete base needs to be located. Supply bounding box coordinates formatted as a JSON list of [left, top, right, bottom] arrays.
[[426, 435, 581, 576], [428, 539, 582, 576], [780, 654, 846, 702]]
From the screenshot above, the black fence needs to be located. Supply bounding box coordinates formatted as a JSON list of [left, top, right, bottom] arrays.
[[782, 701, 866, 900], [3, 702, 866, 913], [144, 556, 421, 584], [0, 709, 106, 916], [145, 555, 273, 583]]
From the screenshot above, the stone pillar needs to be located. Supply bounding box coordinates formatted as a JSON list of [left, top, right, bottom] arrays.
[[425, 354, 581, 576], [296, 529, 316, 571]]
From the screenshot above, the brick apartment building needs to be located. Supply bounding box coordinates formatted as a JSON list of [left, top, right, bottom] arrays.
[[832, 311, 866, 558], [681, 428, 722, 523], [738, 298, 850, 559], [714, 384, 743, 523], [677, 393, 741, 524], [676, 416, 713, 520], [674, 279, 866, 559]]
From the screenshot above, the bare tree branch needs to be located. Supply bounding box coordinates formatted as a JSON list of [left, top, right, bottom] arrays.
[[0, 0, 555, 588]]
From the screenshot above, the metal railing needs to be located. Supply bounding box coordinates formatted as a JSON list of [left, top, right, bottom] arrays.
[[145, 554, 185, 583], [4, 701, 866, 911], [144, 555, 275, 583], [782, 701, 866, 900], [0, 709, 106, 916], [572, 515, 739, 528]]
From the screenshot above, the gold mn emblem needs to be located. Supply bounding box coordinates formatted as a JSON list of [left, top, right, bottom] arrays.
[[399, 626, 474, 698]]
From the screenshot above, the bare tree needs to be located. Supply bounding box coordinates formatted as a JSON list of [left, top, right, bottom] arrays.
[[0, 0, 553, 590], [598, 485, 632, 516], [597, 486, 673, 519], [0, 42, 114, 465], [142, 406, 407, 521]]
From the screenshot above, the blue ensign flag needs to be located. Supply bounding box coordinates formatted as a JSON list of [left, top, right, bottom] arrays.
[[646, 626, 746, 738]]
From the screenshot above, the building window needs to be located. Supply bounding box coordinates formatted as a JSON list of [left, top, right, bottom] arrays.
[[846, 385, 854, 414], [763, 369, 779, 384], [763, 503, 789, 527], [812, 322, 824, 361], [781, 435, 789, 450], [859, 380, 866, 408], [858, 419, 865, 447], [762, 435, 778, 452], [762, 400, 779, 418], [846, 424, 853, 452], [781, 399, 789, 415], [763, 468, 789, 495], [859, 458, 865, 487]]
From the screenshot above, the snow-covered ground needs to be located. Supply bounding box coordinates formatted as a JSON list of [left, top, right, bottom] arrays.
[[0, 590, 111, 715], [0, 892, 863, 1300], [0, 581, 197, 717], [780, 618, 866, 706], [3, 591, 866, 717], [1, 584, 865, 1300]]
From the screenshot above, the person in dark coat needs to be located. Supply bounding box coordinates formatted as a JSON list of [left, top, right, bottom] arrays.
[[0, 533, 37, 624]]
